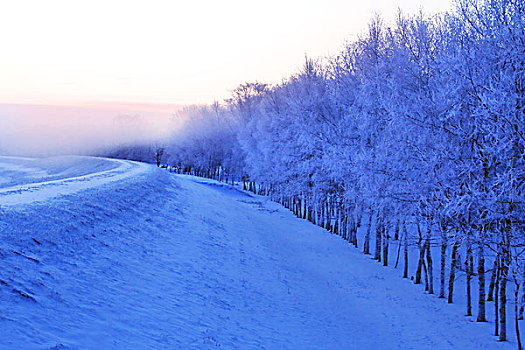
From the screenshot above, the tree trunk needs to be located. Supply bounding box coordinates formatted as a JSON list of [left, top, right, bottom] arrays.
[[334, 200, 340, 235], [342, 212, 348, 240], [423, 258, 429, 292], [383, 221, 389, 267], [439, 223, 447, 298], [325, 200, 331, 232], [520, 275, 525, 320], [488, 259, 498, 302], [303, 195, 307, 219], [477, 234, 487, 322], [353, 210, 361, 248], [403, 220, 409, 279], [518, 271, 525, 320], [495, 255, 500, 336], [394, 232, 402, 269], [415, 243, 425, 285], [448, 240, 460, 303], [348, 210, 355, 243], [499, 265, 508, 341], [320, 202, 325, 229], [364, 211, 372, 255], [499, 244, 510, 342], [426, 237, 434, 294], [415, 222, 425, 285], [351, 210, 358, 248], [466, 235, 473, 316], [516, 278, 523, 349], [375, 215, 382, 262]]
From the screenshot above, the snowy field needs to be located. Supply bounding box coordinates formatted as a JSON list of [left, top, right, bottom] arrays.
[[0, 156, 514, 349]]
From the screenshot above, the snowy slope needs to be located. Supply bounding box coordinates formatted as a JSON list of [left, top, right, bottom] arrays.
[[0, 157, 513, 349], [0, 156, 149, 206]]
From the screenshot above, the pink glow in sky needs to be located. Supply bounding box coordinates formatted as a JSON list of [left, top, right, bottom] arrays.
[[0, 0, 453, 106], [0, 0, 454, 156], [0, 103, 181, 156]]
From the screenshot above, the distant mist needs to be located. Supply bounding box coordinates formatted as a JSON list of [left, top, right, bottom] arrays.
[[0, 103, 182, 157]]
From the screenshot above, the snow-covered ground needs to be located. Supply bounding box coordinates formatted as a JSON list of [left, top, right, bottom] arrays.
[[0, 156, 148, 206], [0, 156, 514, 349]]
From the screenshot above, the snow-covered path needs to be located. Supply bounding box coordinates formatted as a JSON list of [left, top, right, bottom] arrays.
[[0, 156, 149, 206], [0, 159, 512, 349]]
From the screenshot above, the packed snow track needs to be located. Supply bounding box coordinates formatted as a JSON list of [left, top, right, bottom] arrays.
[[0, 156, 512, 349], [0, 156, 149, 206]]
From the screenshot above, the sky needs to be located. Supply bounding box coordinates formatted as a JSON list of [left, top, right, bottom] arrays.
[[0, 0, 453, 156], [0, 103, 180, 156], [0, 0, 454, 106]]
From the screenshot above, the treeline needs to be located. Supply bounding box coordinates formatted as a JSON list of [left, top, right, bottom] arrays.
[[116, 0, 524, 346]]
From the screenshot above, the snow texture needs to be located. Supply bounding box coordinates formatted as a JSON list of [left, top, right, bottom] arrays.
[[0, 157, 513, 349], [0, 156, 148, 206]]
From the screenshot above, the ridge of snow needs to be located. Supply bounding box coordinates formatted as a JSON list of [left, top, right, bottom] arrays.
[[0, 157, 514, 349], [0, 156, 150, 206]]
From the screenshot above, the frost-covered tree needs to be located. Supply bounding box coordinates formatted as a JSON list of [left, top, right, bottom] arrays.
[[159, 0, 524, 345]]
